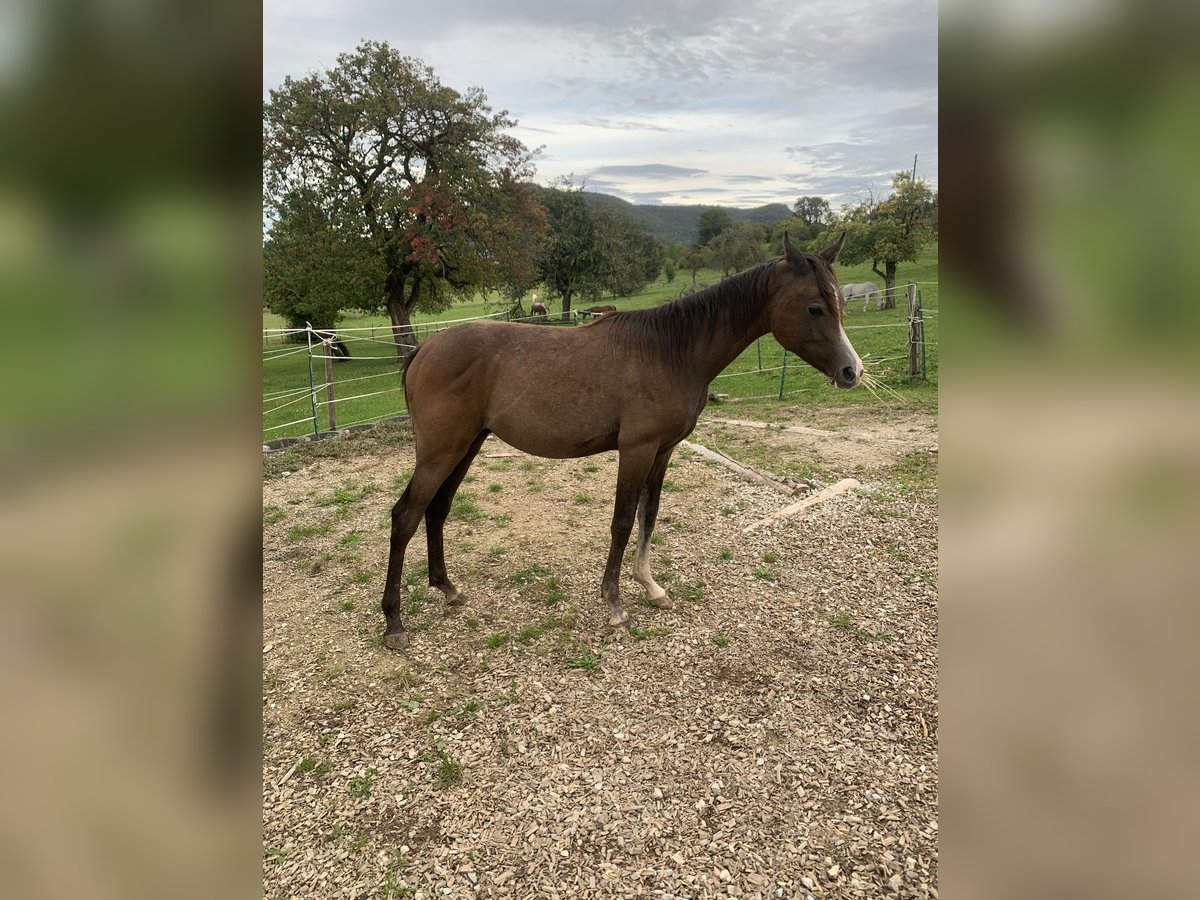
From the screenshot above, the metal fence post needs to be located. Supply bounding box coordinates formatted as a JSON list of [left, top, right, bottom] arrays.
[[323, 338, 337, 433], [907, 282, 920, 380], [756, 337, 762, 372], [305, 323, 320, 437], [778, 350, 788, 400], [918, 289, 927, 382]]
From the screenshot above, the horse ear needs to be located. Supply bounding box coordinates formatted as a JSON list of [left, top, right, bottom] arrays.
[[782, 232, 809, 272], [819, 231, 848, 264]]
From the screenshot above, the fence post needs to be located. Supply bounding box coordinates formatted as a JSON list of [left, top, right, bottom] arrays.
[[918, 289, 927, 382], [778, 350, 788, 400], [322, 338, 337, 433], [756, 337, 762, 372], [907, 282, 920, 381], [305, 324, 320, 437]]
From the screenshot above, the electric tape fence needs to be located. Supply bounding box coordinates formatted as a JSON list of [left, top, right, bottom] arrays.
[[263, 283, 936, 442]]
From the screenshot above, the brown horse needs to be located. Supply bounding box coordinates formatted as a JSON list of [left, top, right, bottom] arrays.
[[380, 233, 860, 649], [581, 304, 617, 318]]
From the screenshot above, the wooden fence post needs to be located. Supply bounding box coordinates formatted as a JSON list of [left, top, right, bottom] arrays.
[[323, 339, 337, 432], [778, 350, 789, 400], [907, 282, 920, 381]]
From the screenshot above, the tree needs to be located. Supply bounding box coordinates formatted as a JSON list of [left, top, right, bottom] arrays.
[[681, 247, 710, 286], [263, 41, 546, 357], [535, 186, 660, 318], [696, 207, 732, 247], [792, 196, 833, 227], [263, 188, 383, 336], [769, 216, 822, 247], [707, 222, 769, 275], [829, 173, 936, 309]]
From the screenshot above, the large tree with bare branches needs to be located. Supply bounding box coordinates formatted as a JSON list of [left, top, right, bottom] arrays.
[[264, 41, 545, 356]]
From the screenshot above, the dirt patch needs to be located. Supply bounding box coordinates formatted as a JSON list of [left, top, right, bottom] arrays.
[[263, 404, 938, 899]]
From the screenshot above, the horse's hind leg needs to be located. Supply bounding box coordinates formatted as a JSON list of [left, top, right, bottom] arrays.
[[601, 444, 658, 630], [425, 430, 489, 606], [380, 442, 477, 650], [633, 447, 675, 609]]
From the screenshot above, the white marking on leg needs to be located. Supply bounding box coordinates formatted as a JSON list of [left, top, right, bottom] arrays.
[[634, 531, 671, 608]]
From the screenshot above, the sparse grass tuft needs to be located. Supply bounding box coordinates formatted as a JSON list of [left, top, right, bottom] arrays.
[[712, 633, 731, 647], [572, 492, 593, 505], [566, 643, 602, 672], [263, 506, 286, 525], [504, 564, 551, 585], [484, 632, 509, 649], [434, 756, 463, 790], [488, 482, 503, 493], [339, 531, 363, 548], [450, 494, 486, 522], [318, 482, 378, 508], [287, 522, 331, 542], [717, 548, 733, 562], [630, 625, 671, 641], [347, 767, 376, 798], [828, 611, 854, 629], [762, 551, 779, 563]]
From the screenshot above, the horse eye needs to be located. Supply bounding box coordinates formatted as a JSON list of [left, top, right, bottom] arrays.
[[807, 305, 825, 317]]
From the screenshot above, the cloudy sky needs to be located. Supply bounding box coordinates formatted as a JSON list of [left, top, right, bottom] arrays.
[[264, 0, 937, 210]]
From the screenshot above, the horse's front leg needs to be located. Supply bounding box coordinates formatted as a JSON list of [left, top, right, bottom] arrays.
[[602, 445, 657, 630], [634, 447, 675, 609]]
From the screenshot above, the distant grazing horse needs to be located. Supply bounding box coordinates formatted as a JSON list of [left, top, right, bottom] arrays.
[[581, 305, 617, 319], [379, 234, 861, 649], [529, 302, 549, 320], [841, 282, 882, 312], [314, 330, 351, 359]]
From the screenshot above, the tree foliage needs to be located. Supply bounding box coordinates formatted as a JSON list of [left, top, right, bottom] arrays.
[[263, 188, 382, 334], [792, 196, 833, 227], [826, 173, 936, 308], [263, 41, 546, 356], [535, 186, 661, 317], [695, 207, 733, 247], [706, 222, 769, 275]]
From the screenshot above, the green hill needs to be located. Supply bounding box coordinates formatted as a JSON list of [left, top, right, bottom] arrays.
[[580, 192, 792, 246]]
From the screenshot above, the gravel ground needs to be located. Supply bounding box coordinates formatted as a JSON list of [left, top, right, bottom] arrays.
[[263, 405, 938, 899]]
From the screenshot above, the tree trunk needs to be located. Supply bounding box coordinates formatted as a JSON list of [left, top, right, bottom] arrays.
[[872, 260, 899, 309], [560, 287, 573, 322], [386, 273, 419, 360]]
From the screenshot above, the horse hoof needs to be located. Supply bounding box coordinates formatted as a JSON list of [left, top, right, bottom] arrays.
[[382, 631, 409, 651], [446, 593, 468, 607], [649, 594, 673, 610]]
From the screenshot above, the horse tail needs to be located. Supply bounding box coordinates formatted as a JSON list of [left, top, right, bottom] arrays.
[[401, 343, 421, 408]]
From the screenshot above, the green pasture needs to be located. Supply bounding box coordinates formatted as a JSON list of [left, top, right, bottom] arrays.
[[263, 247, 938, 441]]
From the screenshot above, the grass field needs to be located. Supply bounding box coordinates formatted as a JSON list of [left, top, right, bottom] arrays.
[[263, 247, 938, 440]]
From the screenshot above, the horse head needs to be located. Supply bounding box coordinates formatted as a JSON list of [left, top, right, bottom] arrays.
[[768, 233, 862, 388]]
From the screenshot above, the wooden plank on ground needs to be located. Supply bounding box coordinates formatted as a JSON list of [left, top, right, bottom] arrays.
[[742, 478, 861, 532], [679, 440, 797, 496]]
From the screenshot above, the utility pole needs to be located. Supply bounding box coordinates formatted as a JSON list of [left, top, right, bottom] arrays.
[[911, 153, 918, 181]]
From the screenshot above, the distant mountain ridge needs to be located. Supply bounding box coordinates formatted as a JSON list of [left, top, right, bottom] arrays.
[[579, 192, 793, 246]]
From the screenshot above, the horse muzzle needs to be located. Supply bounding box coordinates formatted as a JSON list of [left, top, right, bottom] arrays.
[[832, 362, 862, 389]]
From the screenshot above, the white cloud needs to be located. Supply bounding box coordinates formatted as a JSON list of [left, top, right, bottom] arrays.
[[263, 0, 937, 207]]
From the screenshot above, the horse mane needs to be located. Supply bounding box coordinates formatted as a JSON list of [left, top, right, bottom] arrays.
[[603, 253, 840, 368]]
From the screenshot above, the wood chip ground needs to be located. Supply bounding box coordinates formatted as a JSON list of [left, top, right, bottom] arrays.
[[263, 405, 938, 899]]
